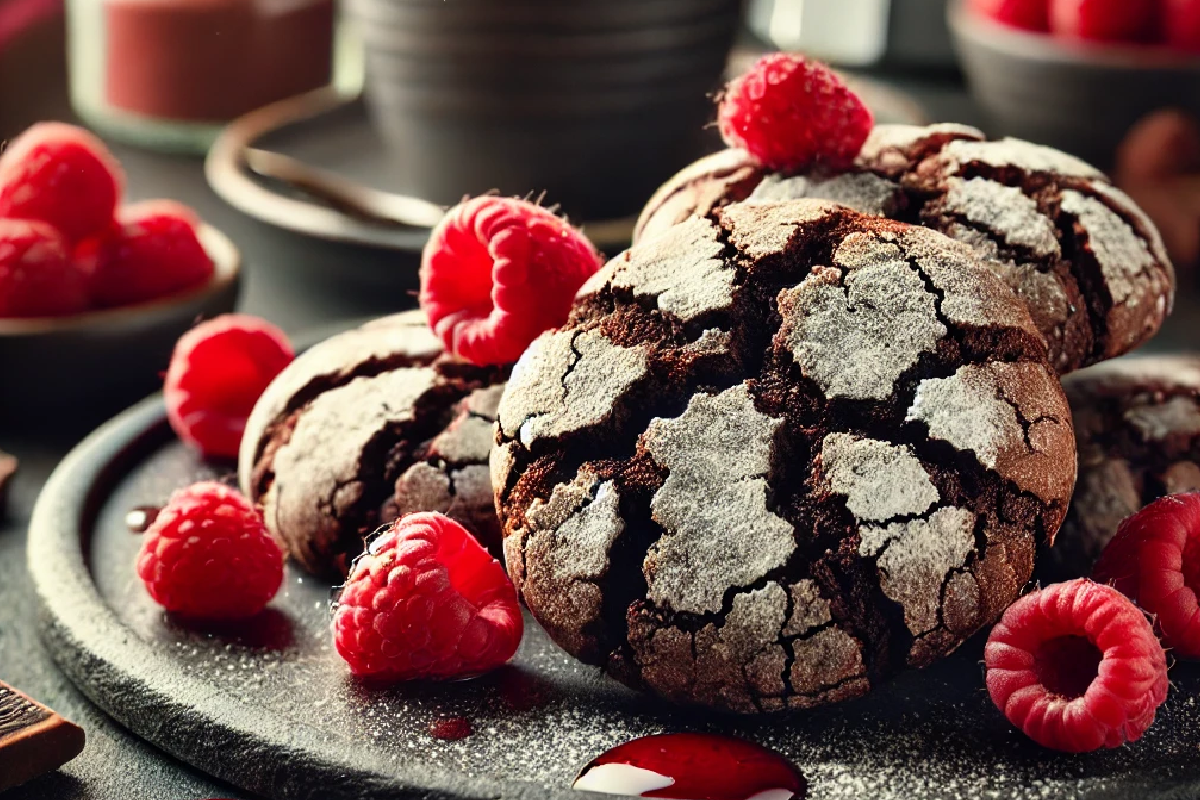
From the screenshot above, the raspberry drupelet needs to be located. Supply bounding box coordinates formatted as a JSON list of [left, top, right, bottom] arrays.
[[985, 579, 1169, 752], [0, 219, 89, 318]]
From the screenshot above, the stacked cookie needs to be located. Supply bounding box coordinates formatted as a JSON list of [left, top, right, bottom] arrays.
[[636, 123, 1175, 376]]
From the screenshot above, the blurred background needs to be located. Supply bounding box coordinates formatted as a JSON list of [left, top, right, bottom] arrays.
[[0, 0, 1196, 427]]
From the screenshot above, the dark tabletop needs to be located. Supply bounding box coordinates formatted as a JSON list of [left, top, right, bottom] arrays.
[[0, 14, 1197, 800]]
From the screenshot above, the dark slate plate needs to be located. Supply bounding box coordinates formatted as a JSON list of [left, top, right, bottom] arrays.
[[26, 398, 1200, 800]]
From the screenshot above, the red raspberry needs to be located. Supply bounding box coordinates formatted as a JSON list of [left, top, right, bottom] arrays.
[[164, 314, 294, 459], [1050, 0, 1160, 43], [0, 219, 89, 318], [1165, 0, 1200, 51], [1093, 493, 1200, 660], [970, 0, 1051, 30], [0, 122, 123, 244], [77, 199, 215, 309], [420, 196, 602, 367], [716, 53, 874, 173], [136, 481, 284, 619], [332, 512, 524, 681], [985, 579, 1169, 753]]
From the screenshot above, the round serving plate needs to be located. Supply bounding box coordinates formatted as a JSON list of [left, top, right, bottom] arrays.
[[25, 364, 1200, 800]]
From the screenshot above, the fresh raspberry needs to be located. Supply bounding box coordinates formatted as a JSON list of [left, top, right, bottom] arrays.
[[164, 314, 294, 459], [0, 122, 123, 244], [1050, 0, 1160, 43], [420, 196, 603, 367], [332, 512, 524, 681], [985, 579, 1169, 753], [0, 219, 89, 318], [1093, 493, 1200, 660], [716, 53, 874, 173], [970, 0, 1051, 31], [77, 199, 215, 309], [136, 481, 284, 619], [1164, 0, 1200, 51]]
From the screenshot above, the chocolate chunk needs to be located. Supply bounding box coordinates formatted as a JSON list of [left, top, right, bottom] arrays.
[[1046, 356, 1200, 579], [238, 311, 509, 579], [634, 125, 1175, 376], [496, 199, 1075, 714], [0, 680, 85, 791]]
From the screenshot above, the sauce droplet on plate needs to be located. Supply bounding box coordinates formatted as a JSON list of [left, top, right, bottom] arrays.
[[573, 733, 806, 800], [428, 716, 473, 741], [125, 504, 161, 533]]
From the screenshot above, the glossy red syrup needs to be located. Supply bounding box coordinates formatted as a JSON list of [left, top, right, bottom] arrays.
[[573, 733, 806, 800]]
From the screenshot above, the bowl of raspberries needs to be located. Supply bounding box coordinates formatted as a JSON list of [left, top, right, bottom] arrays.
[[950, 0, 1200, 168], [0, 122, 240, 423]]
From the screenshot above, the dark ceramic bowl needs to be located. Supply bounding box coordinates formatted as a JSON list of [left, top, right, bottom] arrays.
[[0, 225, 241, 428], [344, 0, 743, 220], [949, 0, 1200, 169]]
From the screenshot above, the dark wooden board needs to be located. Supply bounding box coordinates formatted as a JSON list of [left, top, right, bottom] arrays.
[[25, 396, 1200, 800]]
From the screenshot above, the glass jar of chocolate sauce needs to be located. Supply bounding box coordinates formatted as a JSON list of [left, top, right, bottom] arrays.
[[67, 0, 363, 153]]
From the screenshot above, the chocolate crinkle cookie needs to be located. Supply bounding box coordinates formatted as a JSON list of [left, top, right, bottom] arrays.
[[238, 311, 508, 579], [492, 199, 1077, 714], [1045, 356, 1200, 580], [634, 124, 1175, 376]]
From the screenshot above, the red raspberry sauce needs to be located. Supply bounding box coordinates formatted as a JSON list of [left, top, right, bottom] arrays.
[[573, 733, 806, 800]]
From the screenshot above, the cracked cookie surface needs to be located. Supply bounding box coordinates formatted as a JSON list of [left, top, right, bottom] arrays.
[[1046, 356, 1200, 579], [238, 311, 508, 579], [495, 200, 1076, 714], [633, 124, 1175, 376]]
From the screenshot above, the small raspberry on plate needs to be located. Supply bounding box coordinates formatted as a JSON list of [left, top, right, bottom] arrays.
[[78, 199, 215, 309], [420, 196, 602, 366], [0, 122, 123, 245], [164, 313, 294, 459], [969, 0, 1051, 31], [0, 219, 89, 318], [716, 53, 874, 173], [1093, 493, 1200, 659], [136, 481, 284, 619], [1050, 0, 1160, 43], [332, 512, 523, 681], [985, 578, 1169, 752]]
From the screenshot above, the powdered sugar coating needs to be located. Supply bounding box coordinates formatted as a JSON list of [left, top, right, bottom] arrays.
[[907, 361, 1075, 505], [943, 177, 1060, 258], [861, 507, 977, 637], [778, 257, 945, 401], [641, 384, 795, 615], [820, 433, 938, 523], [939, 138, 1104, 179], [1124, 396, 1200, 440], [749, 172, 900, 216], [1062, 190, 1155, 305], [720, 199, 841, 260], [498, 329, 649, 447], [610, 216, 734, 322]]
